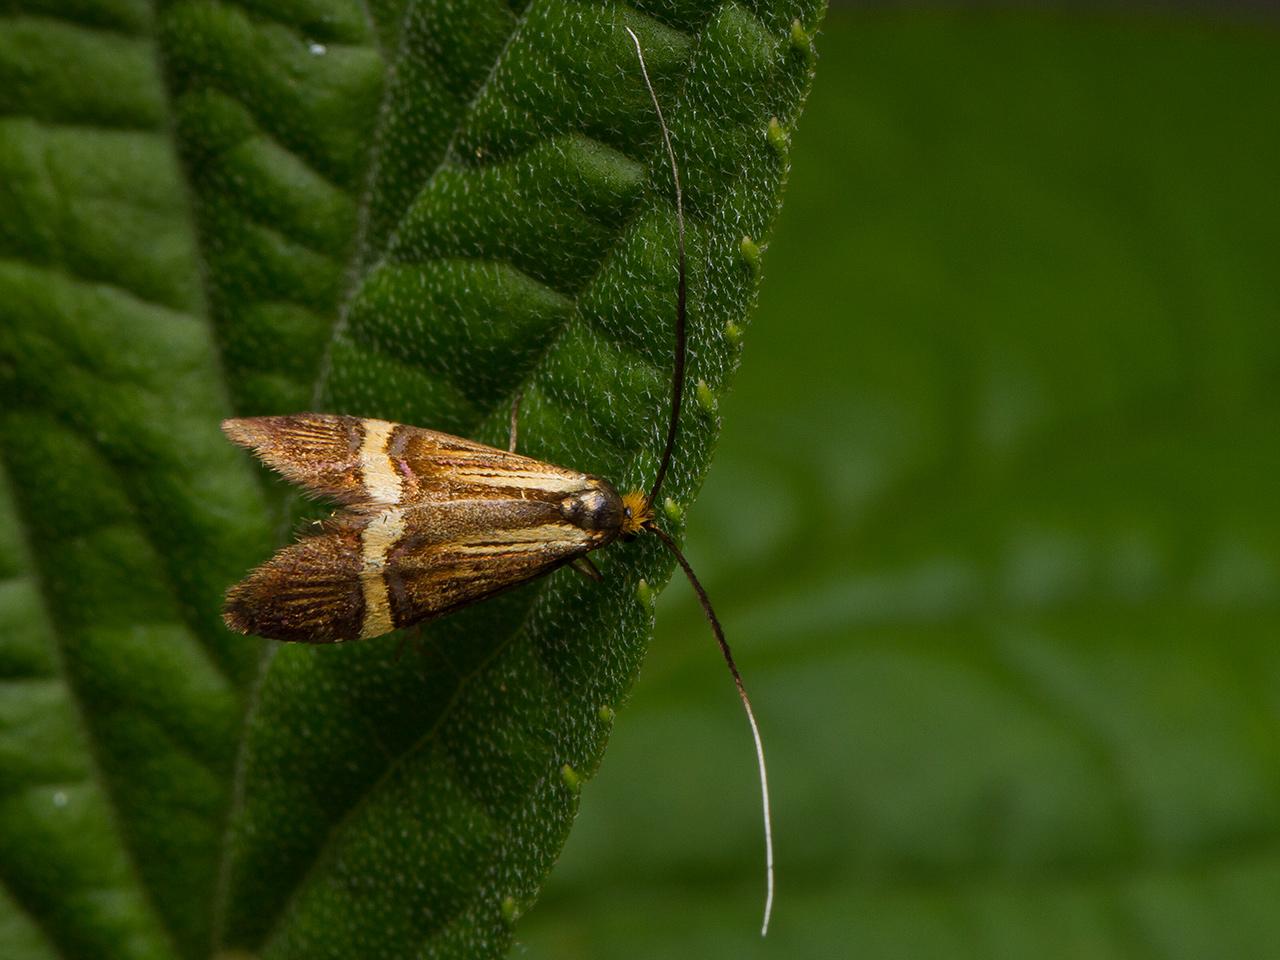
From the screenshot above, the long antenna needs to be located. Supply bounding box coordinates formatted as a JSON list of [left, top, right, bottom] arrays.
[[649, 525, 775, 937], [626, 26, 774, 936], [625, 26, 687, 510]]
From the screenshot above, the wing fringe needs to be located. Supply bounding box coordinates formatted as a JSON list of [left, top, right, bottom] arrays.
[[223, 531, 365, 643], [223, 415, 370, 506]]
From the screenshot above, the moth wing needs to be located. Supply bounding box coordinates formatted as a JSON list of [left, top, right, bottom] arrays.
[[223, 415, 593, 510], [390, 424, 597, 504], [223, 524, 366, 643], [373, 503, 598, 634], [223, 499, 602, 643], [223, 414, 380, 507]]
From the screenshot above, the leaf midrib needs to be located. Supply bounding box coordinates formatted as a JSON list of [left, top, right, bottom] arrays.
[[202, 0, 602, 951], [310, 0, 533, 416], [202, 0, 723, 950], [0, 458, 184, 960], [254, 592, 541, 953]]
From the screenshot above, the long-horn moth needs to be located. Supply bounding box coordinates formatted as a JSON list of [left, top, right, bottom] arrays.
[[222, 28, 775, 935]]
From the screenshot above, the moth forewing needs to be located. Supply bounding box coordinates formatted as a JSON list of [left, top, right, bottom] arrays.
[[222, 414, 384, 508], [222, 415, 626, 644], [222, 414, 609, 509]]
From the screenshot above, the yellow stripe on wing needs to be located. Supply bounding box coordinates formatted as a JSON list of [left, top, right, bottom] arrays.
[[359, 419, 403, 505], [359, 506, 406, 638]]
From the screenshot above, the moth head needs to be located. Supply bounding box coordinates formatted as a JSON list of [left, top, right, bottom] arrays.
[[559, 479, 625, 538], [619, 490, 652, 540]]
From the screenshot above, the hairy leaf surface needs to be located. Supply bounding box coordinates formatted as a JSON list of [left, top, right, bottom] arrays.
[[0, 0, 823, 957]]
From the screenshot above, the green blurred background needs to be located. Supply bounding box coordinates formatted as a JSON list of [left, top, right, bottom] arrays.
[[521, 6, 1280, 958]]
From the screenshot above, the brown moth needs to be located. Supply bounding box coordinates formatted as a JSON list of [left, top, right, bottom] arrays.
[[221, 415, 644, 643], [222, 28, 775, 935]]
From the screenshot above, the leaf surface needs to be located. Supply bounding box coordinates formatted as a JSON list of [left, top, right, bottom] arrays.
[[0, 0, 823, 958]]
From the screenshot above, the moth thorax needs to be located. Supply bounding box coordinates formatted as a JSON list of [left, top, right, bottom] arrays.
[[559, 481, 624, 535]]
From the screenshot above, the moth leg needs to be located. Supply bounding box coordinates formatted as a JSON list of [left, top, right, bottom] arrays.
[[570, 556, 603, 582], [508, 389, 524, 453]]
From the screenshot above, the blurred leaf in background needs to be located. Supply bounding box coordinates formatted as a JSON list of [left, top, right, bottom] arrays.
[[520, 7, 1280, 959]]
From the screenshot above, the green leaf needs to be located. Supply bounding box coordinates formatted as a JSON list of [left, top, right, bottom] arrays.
[[518, 9, 1280, 959], [0, 1, 823, 959]]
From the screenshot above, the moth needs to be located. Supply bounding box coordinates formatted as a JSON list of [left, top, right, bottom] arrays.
[[222, 28, 774, 935]]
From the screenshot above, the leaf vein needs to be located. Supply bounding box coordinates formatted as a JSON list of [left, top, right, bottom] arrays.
[[0, 456, 184, 960], [254, 596, 545, 953]]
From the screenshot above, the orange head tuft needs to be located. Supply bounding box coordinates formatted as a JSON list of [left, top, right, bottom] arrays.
[[620, 490, 653, 537]]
